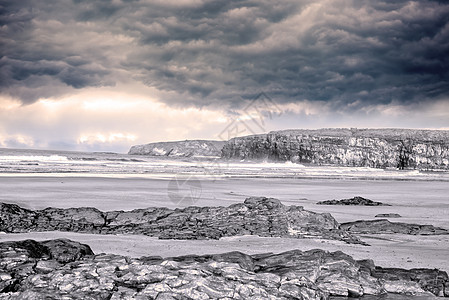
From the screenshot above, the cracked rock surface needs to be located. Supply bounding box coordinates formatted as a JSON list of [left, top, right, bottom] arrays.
[[340, 219, 449, 235], [0, 197, 363, 244], [0, 239, 447, 299]]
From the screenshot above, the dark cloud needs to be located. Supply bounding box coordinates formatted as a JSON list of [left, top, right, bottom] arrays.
[[0, 0, 448, 108]]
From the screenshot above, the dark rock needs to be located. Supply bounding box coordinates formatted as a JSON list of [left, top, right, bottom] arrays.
[[0, 239, 93, 294], [221, 128, 449, 170], [0, 197, 365, 244], [0, 203, 37, 233], [128, 140, 225, 157], [1, 239, 447, 299], [375, 213, 402, 218], [370, 267, 449, 297], [1, 239, 51, 260], [317, 196, 390, 206], [341, 219, 449, 235], [41, 239, 94, 263]]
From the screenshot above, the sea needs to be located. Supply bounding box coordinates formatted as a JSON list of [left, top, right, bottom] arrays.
[[1, 147, 448, 181]]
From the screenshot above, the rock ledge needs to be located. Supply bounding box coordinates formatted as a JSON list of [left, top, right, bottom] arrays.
[[1, 239, 448, 299], [317, 196, 390, 206], [0, 197, 363, 244], [341, 219, 449, 235]]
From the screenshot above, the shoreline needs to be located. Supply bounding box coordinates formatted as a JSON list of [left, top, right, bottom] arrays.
[[1, 169, 449, 181]]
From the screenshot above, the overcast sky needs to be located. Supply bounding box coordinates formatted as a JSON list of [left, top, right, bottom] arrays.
[[1, 0, 448, 152]]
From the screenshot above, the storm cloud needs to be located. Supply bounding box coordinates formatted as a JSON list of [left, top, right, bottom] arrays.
[[1, 0, 448, 108], [1, 0, 449, 151]]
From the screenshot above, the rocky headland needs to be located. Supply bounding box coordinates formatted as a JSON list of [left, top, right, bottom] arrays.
[[0, 238, 448, 299], [128, 140, 225, 157], [317, 196, 390, 206], [0, 197, 363, 245], [127, 129, 449, 170], [221, 128, 449, 170]]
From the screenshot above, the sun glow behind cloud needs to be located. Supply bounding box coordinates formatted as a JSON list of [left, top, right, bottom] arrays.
[[1, 88, 448, 152], [0, 85, 232, 152], [78, 133, 137, 144]]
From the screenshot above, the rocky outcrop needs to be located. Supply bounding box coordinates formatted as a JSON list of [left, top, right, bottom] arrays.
[[1, 239, 447, 299], [0, 197, 363, 244], [128, 140, 225, 157], [221, 128, 449, 170], [371, 266, 449, 297], [317, 196, 390, 206], [0, 239, 93, 294], [341, 219, 449, 235], [375, 213, 402, 218]]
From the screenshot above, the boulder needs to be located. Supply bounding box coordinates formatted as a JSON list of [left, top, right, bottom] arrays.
[[41, 239, 94, 263]]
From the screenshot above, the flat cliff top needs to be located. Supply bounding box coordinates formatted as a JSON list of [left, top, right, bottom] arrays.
[[128, 139, 226, 156], [135, 139, 225, 145], [268, 128, 449, 142], [130, 139, 225, 149]]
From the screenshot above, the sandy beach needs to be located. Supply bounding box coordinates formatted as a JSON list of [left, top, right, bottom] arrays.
[[1, 175, 448, 273], [1, 231, 448, 273], [1, 175, 448, 227]]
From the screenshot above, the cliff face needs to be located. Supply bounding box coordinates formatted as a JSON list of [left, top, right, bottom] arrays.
[[221, 128, 449, 170], [128, 140, 225, 157]]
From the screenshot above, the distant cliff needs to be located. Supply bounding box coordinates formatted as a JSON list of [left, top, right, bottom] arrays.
[[221, 128, 449, 170], [128, 140, 225, 157]]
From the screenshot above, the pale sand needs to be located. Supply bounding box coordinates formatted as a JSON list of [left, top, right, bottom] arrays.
[[1, 176, 448, 227], [0, 176, 448, 272], [0, 232, 448, 272]]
